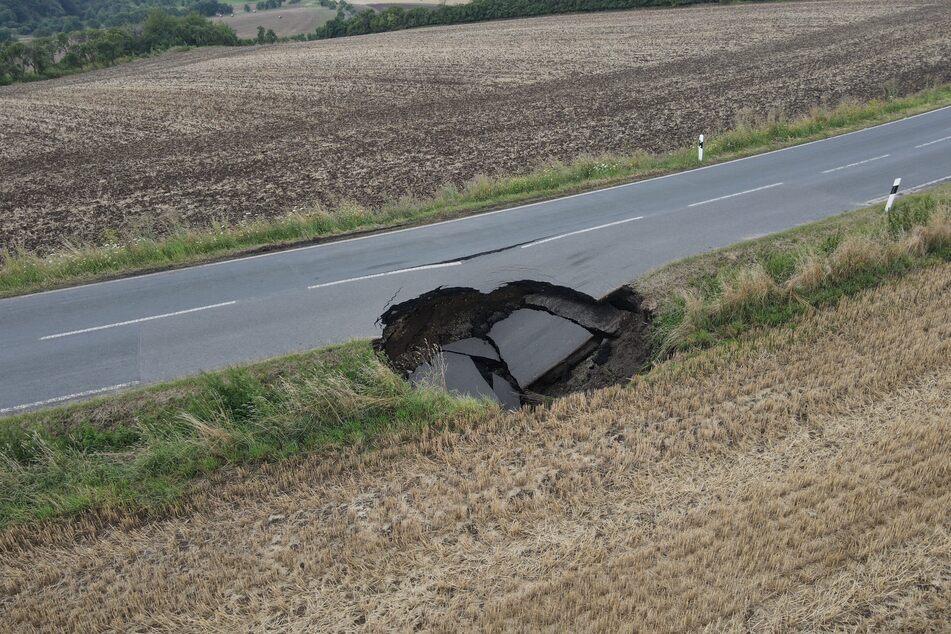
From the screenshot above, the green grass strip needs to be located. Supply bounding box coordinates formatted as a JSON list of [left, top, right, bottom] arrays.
[[0, 342, 490, 527]]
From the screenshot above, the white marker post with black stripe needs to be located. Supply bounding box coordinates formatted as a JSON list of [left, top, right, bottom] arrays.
[[698, 134, 704, 162], [885, 177, 901, 212]]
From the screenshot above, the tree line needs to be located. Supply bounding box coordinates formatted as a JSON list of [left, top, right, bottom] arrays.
[[243, 0, 306, 13], [0, 0, 233, 37], [0, 10, 239, 85], [312, 0, 724, 39]]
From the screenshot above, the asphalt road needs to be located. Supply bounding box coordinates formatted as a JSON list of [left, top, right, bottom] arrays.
[[2, 107, 949, 415]]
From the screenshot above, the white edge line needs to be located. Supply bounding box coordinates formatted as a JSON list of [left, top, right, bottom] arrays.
[[521, 216, 644, 249], [865, 174, 951, 204], [820, 154, 890, 174], [915, 135, 951, 148], [308, 261, 462, 290], [11, 104, 951, 302], [687, 182, 784, 208], [906, 174, 951, 192], [39, 300, 238, 340], [0, 382, 141, 415]]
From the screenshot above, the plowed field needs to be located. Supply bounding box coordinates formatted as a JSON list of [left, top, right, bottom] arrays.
[[211, 6, 336, 39], [1, 0, 948, 254]]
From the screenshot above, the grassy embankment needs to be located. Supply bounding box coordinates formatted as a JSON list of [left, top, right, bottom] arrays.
[[646, 189, 951, 356], [5, 257, 950, 630], [1, 85, 949, 298], [0, 344, 485, 527], [1, 185, 949, 530]]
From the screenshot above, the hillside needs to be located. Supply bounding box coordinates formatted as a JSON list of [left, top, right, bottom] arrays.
[[1, 0, 948, 257]]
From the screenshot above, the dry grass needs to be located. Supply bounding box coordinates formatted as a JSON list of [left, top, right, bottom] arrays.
[[786, 249, 829, 292], [2, 259, 948, 631], [828, 235, 883, 279], [915, 208, 951, 253], [648, 199, 951, 355], [634, 201, 887, 312], [719, 263, 779, 315]]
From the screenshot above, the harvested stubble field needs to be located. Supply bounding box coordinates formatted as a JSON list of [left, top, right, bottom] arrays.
[[2, 260, 949, 631], [1, 0, 950, 256]]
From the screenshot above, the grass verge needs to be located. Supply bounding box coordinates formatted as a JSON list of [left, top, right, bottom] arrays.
[[2, 84, 950, 298], [0, 342, 489, 527], [2, 187, 949, 530], [644, 186, 951, 359]]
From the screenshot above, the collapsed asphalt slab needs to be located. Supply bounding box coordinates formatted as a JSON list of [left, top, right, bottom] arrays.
[[376, 281, 651, 408], [488, 309, 595, 388]]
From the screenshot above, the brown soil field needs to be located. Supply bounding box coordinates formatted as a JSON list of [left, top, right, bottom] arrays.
[[2, 260, 948, 631], [1, 0, 949, 255], [211, 6, 337, 39]]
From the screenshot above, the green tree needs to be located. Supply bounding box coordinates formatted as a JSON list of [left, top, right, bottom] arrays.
[[0, 9, 241, 86], [0, 0, 217, 35], [0, 40, 27, 83], [254, 25, 277, 44], [25, 38, 56, 74], [188, 1, 232, 17]]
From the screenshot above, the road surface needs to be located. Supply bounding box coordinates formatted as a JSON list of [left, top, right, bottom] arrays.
[[2, 107, 949, 415]]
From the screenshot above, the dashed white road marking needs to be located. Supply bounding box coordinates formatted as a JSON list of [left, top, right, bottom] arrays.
[[687, 182, 784, 208], [308, 261, 463, 290], [821, 154, 890, 174], [0, 382, 140, 415], [915, 135, 951, 149], [520, 216, 644, 249], [39, 301, 238, 340]]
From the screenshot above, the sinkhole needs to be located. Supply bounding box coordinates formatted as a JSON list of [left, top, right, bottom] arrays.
[[375, 281, 653, 409]]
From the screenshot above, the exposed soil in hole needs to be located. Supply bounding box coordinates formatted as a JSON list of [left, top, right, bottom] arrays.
[[375, 281, 651, 406]]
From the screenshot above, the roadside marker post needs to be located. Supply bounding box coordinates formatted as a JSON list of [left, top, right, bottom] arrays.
[[698, 134, 704, 162], [885, 177, 901, 212]]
